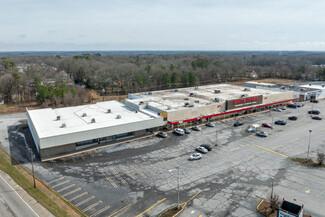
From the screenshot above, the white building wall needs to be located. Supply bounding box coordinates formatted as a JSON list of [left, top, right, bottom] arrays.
[[26, 109, 40, 152], [39, 117, 163, 149]]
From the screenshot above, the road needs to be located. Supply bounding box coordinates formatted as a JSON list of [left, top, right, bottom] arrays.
[[0, 173, 39, 217]]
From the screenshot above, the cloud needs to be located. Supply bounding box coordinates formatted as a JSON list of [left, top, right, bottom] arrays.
[[18, 34, 26, 38]]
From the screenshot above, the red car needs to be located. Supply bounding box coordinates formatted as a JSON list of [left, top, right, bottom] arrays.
[[262, 123, 273, 129]]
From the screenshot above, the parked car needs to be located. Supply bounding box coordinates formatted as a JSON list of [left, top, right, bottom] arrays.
[[189, 153, 202, 161], [312, 116, 322, 120], [184, 128, 191, 134], [256, 131, 268, 137], [200, 144, 212, 151], [246, 127, 256, 133], [287, 104, 297, 108], [308, 110, 320, 115], [262, 123, 273, 129], [288, 116, 298, 121], [273, 108, 282, 112], [310, 99, 319, 103], [192, 126, 202, 131], [280, 107, 286, 110], [233, 121, 244, 127], [206, 122, 216, 127], [195, 146, 208, 154], [157, 132, 167, 138], [275, 120, 287, 125], [174, 128, 185, 135]]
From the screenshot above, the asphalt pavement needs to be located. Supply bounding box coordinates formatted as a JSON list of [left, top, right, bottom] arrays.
[[1, 101, 325, 217]]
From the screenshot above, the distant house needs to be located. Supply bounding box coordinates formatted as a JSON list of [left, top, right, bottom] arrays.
[[277, 199, 303, 217]]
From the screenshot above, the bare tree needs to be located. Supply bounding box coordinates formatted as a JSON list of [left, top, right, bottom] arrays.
[[317, 153, 325, 165], [0, 73, 15, 103]]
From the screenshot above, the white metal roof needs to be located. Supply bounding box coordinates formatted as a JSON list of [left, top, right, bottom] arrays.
[[27, 100, 159, 139]]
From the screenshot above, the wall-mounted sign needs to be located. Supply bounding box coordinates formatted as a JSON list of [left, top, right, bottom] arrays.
[[226, 95, 263, 110]]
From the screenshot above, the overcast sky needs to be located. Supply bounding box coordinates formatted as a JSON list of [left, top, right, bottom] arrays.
[[1, 0, 325, 51]]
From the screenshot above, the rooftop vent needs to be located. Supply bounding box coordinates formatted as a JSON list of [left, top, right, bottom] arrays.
[[243, 88, 250, 91], [116, 115, 121, 119], [107, 109, 111, 113], [139, 101, 144, 105], [214, 90, 221, 93], [215, 98, 220, 102], [240, 94, 247, 98], [322, 84, 325, 87], [135, 110, 138, 113], [56, 115, 61, 121], [184, 102, 194, 107], [184, 97, 189, 100], [61, 123, 66, 128], [82, 113, 87, 117], [309, 83, 311, 86], [167, 106, 172, 110], [91, 118, 96, 123], [189, 92, 196, 97], [195, 100, 200, 103]]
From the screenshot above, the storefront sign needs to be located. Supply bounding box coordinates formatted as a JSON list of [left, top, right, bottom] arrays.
[[226, 95, 263, 110]]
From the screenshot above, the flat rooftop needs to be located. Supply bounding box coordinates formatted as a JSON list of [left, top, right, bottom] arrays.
[[131, 84, 282, 111], [300, 84, 325, 90], [27, 100, 159, 139], [246, 81, 276, 86]]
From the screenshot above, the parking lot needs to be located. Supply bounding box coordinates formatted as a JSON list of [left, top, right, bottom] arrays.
[[1, 101, 325, 217]]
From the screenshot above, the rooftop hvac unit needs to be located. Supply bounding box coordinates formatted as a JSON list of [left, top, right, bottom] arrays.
[[189, 92, 196, 97], [91, 118, 96, 123], [184, 102, 194, 107], [167, 106, 172, 110], [116, 115, 121, 119], [309, 84, 311, 86], [61, 123, 66, 128], [243, 88, 250, 91], [139, 101, 144, 105], [214, 90, 221, 93], [215, 98, 220, 102], [240, 94, 247, 98], [148, 92, 152, 95], [107, 109, 111, 113], [82, 113, 87, 117], [171, 89, 178, 92], [56, 115, 61, 120], [195, 100, 200, 103], [322, 84, 325, 87], [195, 86, 198, 90], [184, 97, 189, 100]]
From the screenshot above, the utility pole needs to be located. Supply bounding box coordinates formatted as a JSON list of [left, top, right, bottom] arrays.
[[306, 129, 312, 162], [177, 165, 180, 210], [30, 151, 36, 188]]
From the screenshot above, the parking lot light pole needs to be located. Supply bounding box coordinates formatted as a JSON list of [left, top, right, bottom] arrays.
[[168, 166, 181, 210], [306, 130, 312, 162], [177, 166, 180, 209], [30, 151, 36, 188]]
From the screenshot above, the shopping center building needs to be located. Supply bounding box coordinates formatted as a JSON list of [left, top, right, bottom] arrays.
[[127, 84, 296, 128]]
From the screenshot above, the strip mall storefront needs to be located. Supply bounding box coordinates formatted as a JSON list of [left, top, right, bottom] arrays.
[[168, 97, 298, 128]]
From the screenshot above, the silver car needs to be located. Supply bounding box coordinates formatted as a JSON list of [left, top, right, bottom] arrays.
[[256, 131, 268, 137], [192, 126, 202, 131], [206, 122, 216, 127], [196, 146, 208, 154]]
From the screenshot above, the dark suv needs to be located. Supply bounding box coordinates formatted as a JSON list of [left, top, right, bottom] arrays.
[[310, 99, 319, 103], [308, 110, 320, 115], [288, 116, 298, 121]]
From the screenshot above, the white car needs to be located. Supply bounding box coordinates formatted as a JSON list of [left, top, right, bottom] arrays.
[[192, 126, 202, 131], [174, 128, 185, 135], [196, 146, 208, 154], [189, 153, 202, 161]]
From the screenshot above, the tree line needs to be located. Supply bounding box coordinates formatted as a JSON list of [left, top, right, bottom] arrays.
[[1, 52, 325, 106]]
